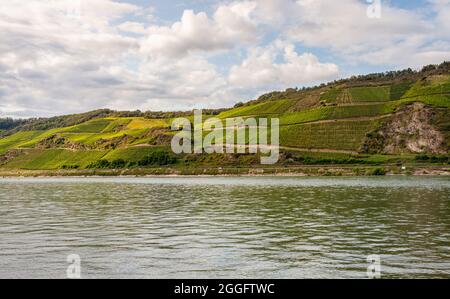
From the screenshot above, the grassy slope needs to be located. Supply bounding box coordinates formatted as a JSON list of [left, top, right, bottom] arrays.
[[279, 103, 395, 126], [0, 117, 171, 169], [0, 131, 44, 154], [219, 99, 294, 118], [127, 118, 169, 129], [320, 89, 342, 102], [280, 120, 381, 151], [4, 149, 107, 170], [102, 146, 170, 162], [2, 117, 169, 149], [348, 86, 391, 102], [220, 75, 449, 132], [64, 118, 112, 133], [61, 128, 149, 145]]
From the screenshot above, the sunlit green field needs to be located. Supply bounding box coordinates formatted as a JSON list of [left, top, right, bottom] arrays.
[[102, 146, 171, 162], [348, 86, 391, 102], [64, 119, 113, 133], [218, 99, 294, 118], [0, 131, 44, 154], [280, 120, 381, 151], [279, 103, 394, 126], [403, 75, 450, 98], [3, 149, 107, 169], [1, 117, 169, 150], [320, 89, 342, 103]]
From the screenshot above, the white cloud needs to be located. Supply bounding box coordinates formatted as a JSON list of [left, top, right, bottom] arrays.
[[0, 0, 141, 117], [118, 22, 147, 34], [140, 2, 258, 58], [133, 54, 229, 110], [0, 0, 264, 117], [229, 42, 339, 89], [285, 0, 450, 67], [289, 0, 420, 49], [0, 0, 448, 118], [249, 0, 301, 27], [430, 0, 450, 37]]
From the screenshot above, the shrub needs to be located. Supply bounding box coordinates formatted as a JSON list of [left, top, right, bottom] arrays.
[[371, 168, 387, 176], [127, 161, 137, 168], [415, 154, 430, 161], [430, 155, 448, 163], [87, 159, 111, 169], [61, 164, 80, 170], [294, 156, 368, 165], [110, 159, 127, 169], [415, 154, 449, 163], [233, 102, 244, 108], [138, 151, 177, 167], [87, 158, 133, 169]]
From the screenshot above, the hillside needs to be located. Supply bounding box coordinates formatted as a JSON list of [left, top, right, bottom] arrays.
[[0, 62, 449, 176]]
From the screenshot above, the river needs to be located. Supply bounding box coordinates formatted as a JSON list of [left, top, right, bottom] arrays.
[[0, 176, 448, 278]]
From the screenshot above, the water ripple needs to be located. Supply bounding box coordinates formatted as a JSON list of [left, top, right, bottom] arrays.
[[0, 176, 449, 279]]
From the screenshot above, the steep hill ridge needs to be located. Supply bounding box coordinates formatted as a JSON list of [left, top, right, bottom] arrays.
[[0, 62, 449, 172]]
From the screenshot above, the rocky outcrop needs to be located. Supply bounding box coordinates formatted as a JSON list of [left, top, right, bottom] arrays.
[[361, 102, 448, 154], [0, 149, 25, 165], [36, 134, 87, 150], [145, 128, 173, 146], [93, 134, 137, 150]]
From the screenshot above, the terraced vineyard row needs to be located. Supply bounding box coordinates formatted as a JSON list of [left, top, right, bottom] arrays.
[[3, 149, 107, 169], [0, 117, 173, 150], [103, 146, 170, 162], [319, 82, 419, 103], [280, 120, 381, 151], [219, 99, 295, 118], [0, 131, 44, 154], [279, 103, 395, 126]]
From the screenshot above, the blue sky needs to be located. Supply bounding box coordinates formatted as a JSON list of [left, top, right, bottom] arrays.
[[0, 0, 448, 117], [120, 0, 440, 76]]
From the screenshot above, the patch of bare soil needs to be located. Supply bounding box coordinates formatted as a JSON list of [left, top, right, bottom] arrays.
[[289, 93, 322, 112], [94, 134, 137, 150]]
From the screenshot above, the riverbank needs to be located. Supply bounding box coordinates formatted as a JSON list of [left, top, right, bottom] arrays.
[[0, 165, 449, 177]]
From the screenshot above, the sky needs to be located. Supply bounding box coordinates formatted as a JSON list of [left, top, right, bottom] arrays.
[[0, 0, 449, 118]]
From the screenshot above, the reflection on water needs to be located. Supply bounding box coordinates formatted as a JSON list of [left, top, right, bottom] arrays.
[[0, 176, 449, 279]]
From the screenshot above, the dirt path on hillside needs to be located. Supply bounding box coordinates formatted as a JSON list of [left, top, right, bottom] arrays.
[[279, 147, 359, 154], [282, 114, 392, 126], [131, 143, 359, 155], [338, 101, 390, 106]]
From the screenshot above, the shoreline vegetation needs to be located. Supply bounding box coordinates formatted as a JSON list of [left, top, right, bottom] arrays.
[[0, 165, 448, 178]]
